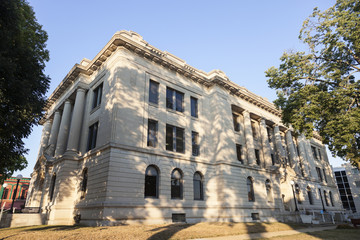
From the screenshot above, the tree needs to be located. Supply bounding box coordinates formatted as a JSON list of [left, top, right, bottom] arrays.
[[0, 0, 49, 182], [266, 0, 360, 168]]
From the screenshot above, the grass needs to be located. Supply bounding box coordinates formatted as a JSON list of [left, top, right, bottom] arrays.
[[262, 229, 360, 240], [0, 222, 313, 240]]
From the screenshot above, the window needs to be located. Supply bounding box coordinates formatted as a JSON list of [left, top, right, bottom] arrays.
[[251, 121, 258, 139], [318, 149, 322, 161], [271, 154, 275, 165], [171, 169, 183, 199], [87, 122, 98, 151], [255, 149, 260, 166], [324, 190, 329, 206], [147, 119, 158, 147], [265, 179, 272, 203], [149, 80, 159, 105], [307, 186, 314, 205], [80, 168, 88, 199], [92, 83, 103, 109], [166, 87, 184, 112], [233, 113, 240, 132], [311, 146, 318, 160], [316, 167, 323, 182], [322, 169, 328, 183], [190, 97, 198, 118], [355, 181, 360, 188], [49, 174, 56, 202], [295, 184, 302, 204], [236, 144, 243, 163], [2, 188, 9, 199], [166, 125, 184, 153], [247, 177, 255, 202], [193, 172, 203, 200], [145, 165, 159, 198], [329, 191, 334, 206], [192, 131, 200, 156]]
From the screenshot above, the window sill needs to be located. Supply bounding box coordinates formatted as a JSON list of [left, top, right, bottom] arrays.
[[90, 105, 101, 115], [149, 102, 159, 108], [166, 108, 185, 116]]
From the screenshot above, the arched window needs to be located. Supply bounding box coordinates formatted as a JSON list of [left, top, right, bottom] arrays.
[[265, 179, 272, 203], [247, 177, 255, 202], [295, 184, 302, 204], [171, 169, 183, 199], [329, 191, 334, 207], [80, 168, 88, 199], [49, 174, 56, 202], [307, 186, 313, 205], [2, 188, 9, 199], [144, 165, 159, 198], [324, 190, 329, 206], [193, 172, 203, 200]]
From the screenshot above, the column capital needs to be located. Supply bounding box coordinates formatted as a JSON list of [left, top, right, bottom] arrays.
[[76, 87, 86, 93]]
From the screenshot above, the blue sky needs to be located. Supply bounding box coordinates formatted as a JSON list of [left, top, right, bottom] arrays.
[[15, 0, 344, 178]]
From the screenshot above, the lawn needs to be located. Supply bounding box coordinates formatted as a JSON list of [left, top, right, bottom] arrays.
[[0, 222, 314, 240], [262, 229, 360, 240]]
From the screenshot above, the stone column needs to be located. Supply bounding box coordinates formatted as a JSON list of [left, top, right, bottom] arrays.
[[274, 125, 286, 165], [66, 88, 86, 153], [243, 111, 256, 166], [260, 118, 272, 168], [305, 138, 318, 180], [297, 134, 312, 178], [55, 100, 72, 156], [37, 119, 52, 158], [286, 130, 300, 173], [47, 111, 61, 156]]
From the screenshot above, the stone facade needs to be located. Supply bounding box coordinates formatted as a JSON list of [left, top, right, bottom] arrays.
[[26, 31, 342, 226]]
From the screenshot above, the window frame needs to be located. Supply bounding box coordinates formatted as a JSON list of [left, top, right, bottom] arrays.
[[80, 168, 88, 199], [255, 149, 260, 166], [171, 168, 183, 199], [166, 124, 185, 153], [87, 122, 99, 151], [307, 186, 314, 205], [144, 165, 159, 198], [265, 179, 273, 203], [190, 96, 198, 118], [236, 144, 243, 163], [247, 177, 255, 202], [149, 80, 159, 105], [92, 83, 103, 109], [166, 87, 184, 112], [232, 113, 241, 132], [193, 172, 204, 200], [192, 131, 200, 156], [147, 119, 158, 148]]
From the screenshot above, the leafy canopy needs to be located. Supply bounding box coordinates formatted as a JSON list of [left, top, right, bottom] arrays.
[[266, 0, 360, 168], [0, 0, 49, 182]]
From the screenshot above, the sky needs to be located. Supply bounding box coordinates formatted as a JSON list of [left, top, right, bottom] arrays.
[[14, 0, 345, 178]]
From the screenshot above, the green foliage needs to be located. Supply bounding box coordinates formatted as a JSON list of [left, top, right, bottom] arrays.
[[0, 0, 49, 182], [266, 0, 360, 168]]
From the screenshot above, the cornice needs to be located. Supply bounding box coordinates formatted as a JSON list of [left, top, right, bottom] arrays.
[[43, 30, 281, 118]]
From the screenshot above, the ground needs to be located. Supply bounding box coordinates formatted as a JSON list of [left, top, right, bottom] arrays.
[[0, 222, 358, 240]]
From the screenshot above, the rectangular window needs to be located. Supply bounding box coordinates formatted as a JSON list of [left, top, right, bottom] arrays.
[[255, 149, 260, 166], [192, 131, 200, 156], [355, 181, 360, 188], [166, 87, 184, 112], [312, 146, 319, 160], [190, 97, 198, 118], [147, 119, 158, 147], [233, 113, 240, 132], [149, 80, 159, 105], [271, 154, 275, 165], [92, 83, 103, 109], [236, 144, 243, 163], [323, 169, 328, 183], [318, 149, 322, 161], [87, 122, 98, 151], [267, 127, 272, 142], [166, 124, 185, 153], [316, 167, 323, 182]]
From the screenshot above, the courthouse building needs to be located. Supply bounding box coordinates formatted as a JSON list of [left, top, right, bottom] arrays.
[[26, 31, 342, 225]]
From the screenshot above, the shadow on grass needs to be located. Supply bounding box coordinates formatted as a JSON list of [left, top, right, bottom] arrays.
[[22, 225, 86, 232], [147, 223, 194, 240]]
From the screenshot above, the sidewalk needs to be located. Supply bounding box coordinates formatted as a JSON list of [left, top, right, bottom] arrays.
[[192, 225, 337, 240]]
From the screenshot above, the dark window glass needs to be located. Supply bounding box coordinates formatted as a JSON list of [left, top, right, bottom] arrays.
[[171, 169, 183, 199], [166, 125, 184, 153], [329, 191, 334, 206], [255, 149, 260, 166], [251, 121, 258, 139], [324, 191, 329, 206], [318, 149, 322, 160], [295, 184, 302, 204], [2, 189, 9, 199], [247, 177, 255, 202], [87, 122, 98, 151], [236, 144, 243, 163], [80, 168, 88, 199], [316, 167, 323, 182], [145, 166, 159, 198], [341, 171, 346, 175], [191, 97, 198, 118], [266, 180, 272, 202], [166, 88, 184, 112], [49, 174, 56, 202], [233, 113, 240, 132], [92, 83, 103, 109], [312, 146, 318, 160], [335, 171, 340, 176], [147, 119, 158, 147], [271, 154, 275, 165], [149, 80, 159, 104], [323, 169, 327, 183], [307, 187, 314, 205], [193, 172, 203, 200], [192, 131, 200, 156]]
